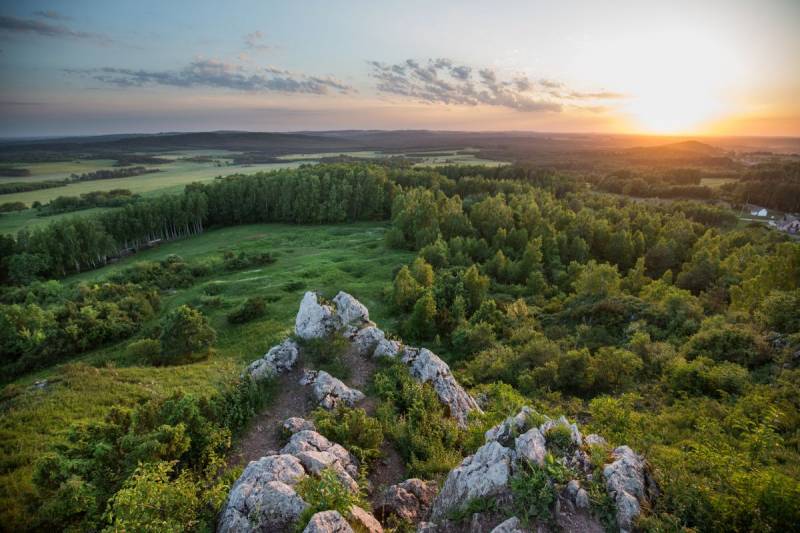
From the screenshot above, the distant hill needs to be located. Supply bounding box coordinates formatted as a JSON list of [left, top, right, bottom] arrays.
[[626, 140, 725, 158]]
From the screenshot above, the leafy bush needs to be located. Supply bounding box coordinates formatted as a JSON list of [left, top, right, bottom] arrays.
[[545, 425, 576, 457], [227, 296, 267, 324], [312, 406, 383, 464], [295, 467, 362, 532], [667, 356, 750, 397], [509, 461, 556, 526], [125, 338, 162, 363], [157, 305, 216, 364], [299, 334, 349, 378]]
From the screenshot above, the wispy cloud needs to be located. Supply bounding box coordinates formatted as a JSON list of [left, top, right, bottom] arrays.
[[368, 59, 624, 112], [0, 14, 111, 44], [33, 10, 70, 21], [68, 59, 354, 94], [244, 30, 270, 51]]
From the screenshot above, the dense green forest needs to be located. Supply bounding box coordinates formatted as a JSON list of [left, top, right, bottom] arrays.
[[1, 162, 798, 531]]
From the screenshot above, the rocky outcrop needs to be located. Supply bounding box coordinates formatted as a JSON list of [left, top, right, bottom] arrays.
[[374, 478, 438, 524], [351, 326, 386, 357], [281, 429, 361, 493], [300, 369, 366, 409], [303, 510, 353, 533], [515, 427, 547, 467], [333, 291, 370, 329], [284, 416, 316, 435], [349, 505, 384, 532], [430, 440, 515, 521], [217, 454, 308, 532], [246, 338, 299, 380], [604, 446, 650, 533], [400, 347, 482, 428], [491, 517, 527, 533], [296, 292, 337, 340]]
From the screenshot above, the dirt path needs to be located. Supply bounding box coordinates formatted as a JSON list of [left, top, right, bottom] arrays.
[[230, 345, 408, 500]]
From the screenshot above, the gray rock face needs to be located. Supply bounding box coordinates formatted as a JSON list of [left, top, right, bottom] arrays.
[[284, 416, 316, 435], [349, 505, 384, 532], [485, 406, 536, 446], [281, 430, 360, 485], [300, 369, 366, 409], [374, 478, 438, 524], [296, 292, 336, 340], [584, 434, 608, 448], [401, 347, 482, 428], [303, 510, 354, 533], [515, 427, 547, 467], [430, 440, 515, 521], [351, 326, 386, 357], [490, 517, 527, 533], [246, 338, 299, 380], [604, 446, 647, 533], [218, 454, 308, 533], [333, 291, 370, 328], [540, 415, 583, 447], [374, 337, 402, 358]]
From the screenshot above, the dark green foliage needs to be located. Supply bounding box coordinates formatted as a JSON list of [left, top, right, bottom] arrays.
[[311, 406, 384, 464], [299, 334, 350, 378], [227, 296, 267, 324], [545, 425, 576, 457], [295, 468, 363, 532], [509, 461, 556, 526], [157, 305, 216, 364]]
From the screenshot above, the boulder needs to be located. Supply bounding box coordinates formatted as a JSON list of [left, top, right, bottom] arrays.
[[300, 369, 366, 409], [295, 450, 359, 493], [284, 416, 316, 435], [515, 427, 546, 467], [374, 337, 402, 358], [485, 406, 536, 446], [333, 291, 370, 327], [303, 510, 354, 533], [430, 441, 514, 521], [490, 517, 527, 533], [401, 347, 482, 427], [246, 338, 300, 380], [219, 478, 307, 533], [584, 434, 608, 448], [296, 292, 336, 339], [349, 505, 384, 532], [604, 446, 647, 533], [374, 478, 438, 524], [351, 326, 386, 357], [281, 430, 359, 479]]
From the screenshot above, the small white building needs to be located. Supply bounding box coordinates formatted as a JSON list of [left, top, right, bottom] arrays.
[[750, 207, 768, 217]]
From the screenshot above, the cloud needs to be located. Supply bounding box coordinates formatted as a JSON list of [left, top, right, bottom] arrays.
[[244, 30, 270, 51], [0, 14, 111, 43], [33, 10, 70, 21], [68, 59, 354, 95], [368, 58, 561, 112]]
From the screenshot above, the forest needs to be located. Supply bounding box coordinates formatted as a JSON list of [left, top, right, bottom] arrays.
[[0, 161, 798, 532]]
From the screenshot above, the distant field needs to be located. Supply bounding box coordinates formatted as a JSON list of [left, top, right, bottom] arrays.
[[700, 177, 738, 188], [0, 222, 412, 522]]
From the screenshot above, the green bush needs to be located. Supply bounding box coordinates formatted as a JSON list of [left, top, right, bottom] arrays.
[[509, 460, 556, 526], [299, 334, 349, 378], [295, 467, 362, 532], [667, 356, 750, 397], [544, 425, 576, 457], [157, 305, 216, 365], [227, 296, 267, 324], [312, 406, 384, 464], [126, 338, 162, 363]]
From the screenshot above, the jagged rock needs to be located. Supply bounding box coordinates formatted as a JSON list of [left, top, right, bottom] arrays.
[[576, 488, 590, 510], [584, 434, 608, 447], [296, 292, 336, 339], [246, 338, 300, 380], [490, 517, 527, 533], [352, 326, 386, 357], [374, 337, 402, 358], [375, 478, 438, 524], [430, 441, 514, 521], [417, 522, 437, 533], [604, 446, 647, 533], [514, 427, 547, 467], [284, 416, 316, 434], [219, 477, 308, 533], [303, 510, 354, 533], [401, 347, 482, 427], [485, 406, 536, 446], [540, 415, 583, 447], [349, 505, 384, 532], [295, 449, 359, 493], [281, 430, 359, 479], [333, 291, 370, 327], [301, 369, 366, 409]]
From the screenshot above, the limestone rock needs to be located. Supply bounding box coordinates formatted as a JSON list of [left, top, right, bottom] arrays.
[[284, 416, 316, 435], [333, 291, 370, 328], [401, 347, 482, 427], [281, 430, 359, 479], [301, 369, 366, 409], [351, 326, 386, 357], [584, 434, 608, 448], [375, 478, 438, 524], [349, 505, 384, 532], [490, 517, 527, 533], [374, 337, 402, 358], [296, 292, 336, 340], [576, 488, 590, 509], [540, 415, 583, 447], [604, 446, 647, 533], [430, 441, 514, 521], [246, 338, 300, 380], [219, 477, 307, 533], [485, 406, 536, 446], [303, 510, 354, 533], [515, 427, 547, 467]]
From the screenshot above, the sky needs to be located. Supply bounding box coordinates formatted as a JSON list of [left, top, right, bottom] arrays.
[[0, 0, 798, 137]]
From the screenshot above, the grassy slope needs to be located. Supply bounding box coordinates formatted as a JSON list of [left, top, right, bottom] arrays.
[[0, 222, 412, 526]]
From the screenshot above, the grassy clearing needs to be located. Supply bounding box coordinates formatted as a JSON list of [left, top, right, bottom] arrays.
[[0, 222, 412, 525]]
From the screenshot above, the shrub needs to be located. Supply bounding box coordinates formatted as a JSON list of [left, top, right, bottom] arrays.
[[545, 425, 576, 457], [295, 467, 362, 532], [667, 356, 749, 397], [126, 338, 162, 363], [157, 305, 216, 364], [227, 297, 267, 324], [509, 460, 556, 526], [311, 406, 383, 464], [683, 317, 769, 368], [299, 335, 349, 378]]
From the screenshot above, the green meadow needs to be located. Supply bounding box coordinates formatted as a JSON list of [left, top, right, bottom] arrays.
[[0, 221, 412, 525]]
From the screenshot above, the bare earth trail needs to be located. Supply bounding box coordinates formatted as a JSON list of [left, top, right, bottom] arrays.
[[229, 345, 407, 505]]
